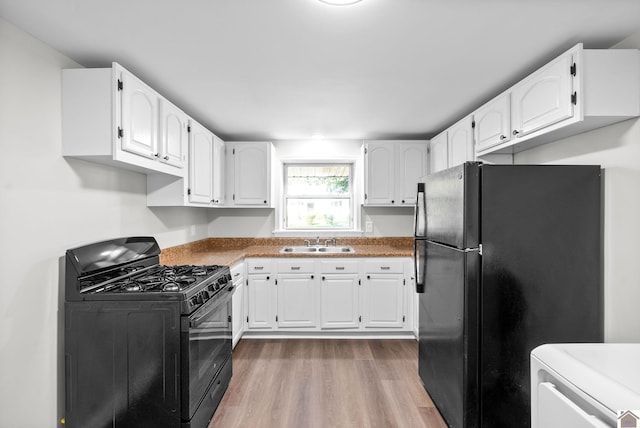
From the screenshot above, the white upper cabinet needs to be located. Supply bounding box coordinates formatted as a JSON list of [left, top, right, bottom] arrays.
[[188, 121, 214, 205], [364, 140, 428, 206], [511, 53, 574, 138], [429, 132, 449, 174], [121, 72, 159, 159], [211, 136, 225, 206], [396, 142, 430, 204], [448, 116, 475, 168], [474, 93, 511, 152], [473, 43, 640, 156], [225, 142, 273, 207], [159, 99, 188, 169], [428, 117, 475, 175], [364, 142, 395, 205], [62, 63, 185, 176], [146, 120, 225, 207]]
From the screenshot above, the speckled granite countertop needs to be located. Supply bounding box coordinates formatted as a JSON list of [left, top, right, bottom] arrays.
[[160, 237, 413, 266]]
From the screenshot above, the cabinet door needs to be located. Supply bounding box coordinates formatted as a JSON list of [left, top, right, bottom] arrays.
[[232, 282, 244, 348], [429, 132, 448, 174], [448, 116, 474, 168], [362, 274, 404, 328], [247, 275, 276, 329], [474, 93, 511, 152], [188, 121, 213, 204], [321, 275, 360, 329], [276, 274, 316, 328], [364, 142, 395, 205], [511, 52, 574, 137], [211, 136, 225, 205], [396, 142, 428, 205], [159, 99, 187, 168], [120, 71, 159, 159], [232, 142, 271, 205]]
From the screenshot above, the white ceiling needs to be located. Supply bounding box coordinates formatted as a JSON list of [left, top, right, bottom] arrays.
[[2, 0, 640, 141]]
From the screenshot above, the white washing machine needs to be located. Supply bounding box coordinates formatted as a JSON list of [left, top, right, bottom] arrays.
[[531, 343, 640, 428]]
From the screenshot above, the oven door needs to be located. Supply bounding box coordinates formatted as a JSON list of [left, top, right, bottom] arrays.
[[181, 286, 233, 421]]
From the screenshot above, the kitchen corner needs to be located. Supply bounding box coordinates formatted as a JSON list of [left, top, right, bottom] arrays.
[[159, 236, 414, 266]]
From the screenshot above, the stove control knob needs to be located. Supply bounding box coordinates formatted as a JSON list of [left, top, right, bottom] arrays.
[[191, 296, 201, 306], [201, 290, 210, 301]]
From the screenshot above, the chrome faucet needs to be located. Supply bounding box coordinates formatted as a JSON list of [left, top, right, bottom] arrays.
[[315, 236, 321, 246], [304, 239, 311, 247], [324, 237, 337, 247]]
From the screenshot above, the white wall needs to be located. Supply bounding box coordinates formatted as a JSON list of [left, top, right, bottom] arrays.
[[514, 31, 640, 343], [0, 18, 210, 427], [208, 139, 416, 237]]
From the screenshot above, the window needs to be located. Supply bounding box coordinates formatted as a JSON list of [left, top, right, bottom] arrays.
[[283, 163, 353, 230]]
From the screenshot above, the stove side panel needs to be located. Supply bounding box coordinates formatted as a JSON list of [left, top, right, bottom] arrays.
[[64, 301, 181, 427]]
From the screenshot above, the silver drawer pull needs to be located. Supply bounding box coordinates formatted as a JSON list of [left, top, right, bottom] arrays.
[[380, 266, 390, 270], [233, 273, 240, 277], [291, 266, 301, 270], [254, 266, 264, 270], [335, 267, 345, 270]]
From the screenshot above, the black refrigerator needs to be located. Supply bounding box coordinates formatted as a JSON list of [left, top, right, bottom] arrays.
[[413, 162, 603, 428]]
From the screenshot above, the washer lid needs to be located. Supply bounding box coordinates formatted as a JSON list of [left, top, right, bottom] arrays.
[[532, 343, 640, 412]]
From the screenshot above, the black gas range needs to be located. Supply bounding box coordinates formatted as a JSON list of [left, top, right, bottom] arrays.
[[64, 237, 233, 428]]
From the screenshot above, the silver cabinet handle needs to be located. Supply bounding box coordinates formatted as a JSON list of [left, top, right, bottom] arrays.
[[335, 267, 345, 270], [380, 266, 390, 270], [163, 155, 169, 160], [512, 130, 520, 136], [291, 266, 301, 270], [500, 135, 507, 140]]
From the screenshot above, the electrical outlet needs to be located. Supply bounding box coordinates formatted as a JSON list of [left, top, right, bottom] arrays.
[[365, 221, 373, 233]]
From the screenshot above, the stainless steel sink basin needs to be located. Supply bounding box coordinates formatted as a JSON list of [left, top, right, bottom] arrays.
[[279, 245, 355, 254]]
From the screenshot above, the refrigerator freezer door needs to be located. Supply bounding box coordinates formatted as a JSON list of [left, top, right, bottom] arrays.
[[424, 162, 480, 250], [419, 241, 480, 428]]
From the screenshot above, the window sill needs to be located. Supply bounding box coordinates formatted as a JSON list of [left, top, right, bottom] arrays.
[[272, 229, 364, 238]]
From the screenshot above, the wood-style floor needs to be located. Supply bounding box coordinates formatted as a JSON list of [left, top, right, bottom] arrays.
[[208, 339, 447, 428]]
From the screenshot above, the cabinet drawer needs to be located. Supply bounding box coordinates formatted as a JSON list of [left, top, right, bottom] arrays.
[[277, 260, 315, 274], [246, 259, 272, 274], [363, 260, 403, 274], [320, 260, 359, 274], [230, 262, 244, 284]]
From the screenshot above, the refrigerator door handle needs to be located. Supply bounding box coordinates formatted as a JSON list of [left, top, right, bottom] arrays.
[[414, 183, 426, 237], [414, 239, 426, 293]]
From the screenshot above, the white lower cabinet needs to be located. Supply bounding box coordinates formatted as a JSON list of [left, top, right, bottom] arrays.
[[362, 274, 404, 328], [242, 257, 413, 335], [246, 260, 276, 330], [230, 261, 244, 348], [276, 273, 317, 328], [320, 275, 360, 329], [320, 260, 361, 329]]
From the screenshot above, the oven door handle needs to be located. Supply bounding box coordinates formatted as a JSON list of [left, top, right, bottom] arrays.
[[189, 286, 234, 327]]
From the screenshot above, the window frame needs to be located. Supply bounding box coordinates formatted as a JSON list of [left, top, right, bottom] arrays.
[[277, 159, 361, 233], [282, 162, 354, 231]]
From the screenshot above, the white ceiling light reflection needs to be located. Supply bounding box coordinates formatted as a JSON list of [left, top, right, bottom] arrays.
[[318, 0, 363, 5]]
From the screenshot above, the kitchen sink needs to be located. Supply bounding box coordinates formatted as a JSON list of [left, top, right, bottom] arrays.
[[279, 245, 355, 254]]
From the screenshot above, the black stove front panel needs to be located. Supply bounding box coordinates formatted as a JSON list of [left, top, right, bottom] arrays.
[[65, 300, 182, 428]]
